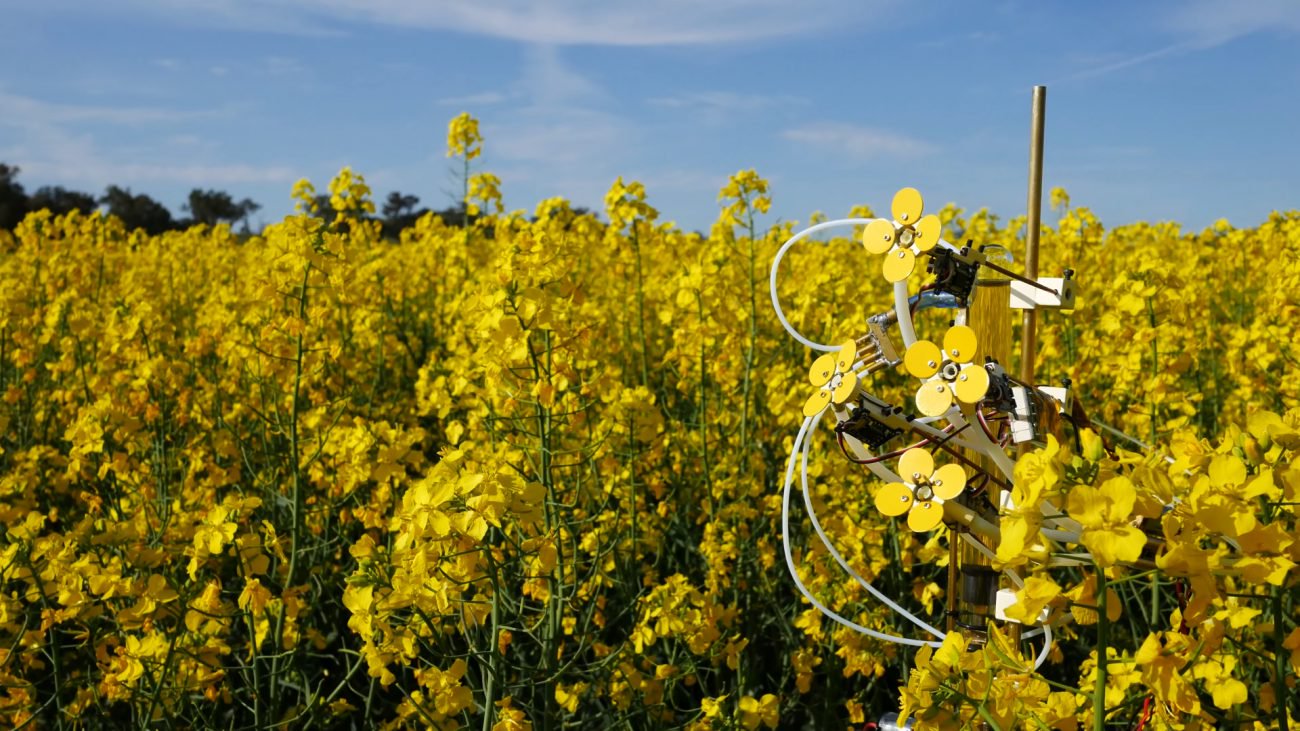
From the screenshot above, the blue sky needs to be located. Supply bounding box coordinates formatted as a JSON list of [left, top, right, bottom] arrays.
[[2, 0, 1298, 233]]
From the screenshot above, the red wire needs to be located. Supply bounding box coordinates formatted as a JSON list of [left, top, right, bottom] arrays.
[[1134, 697, 1154, 731]]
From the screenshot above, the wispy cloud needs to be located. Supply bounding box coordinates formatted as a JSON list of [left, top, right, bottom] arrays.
[[0, 89, 217, 127], [1052, 0, 1300, 84], [437, 91, 510, 108], [1165, 0, 1300, 45], [647, 91, 806, 124], [1049, 41, 1195, 84], [0, 89, 296, 191], [782, 122, 935, 160], [111, 0, 890, 46]]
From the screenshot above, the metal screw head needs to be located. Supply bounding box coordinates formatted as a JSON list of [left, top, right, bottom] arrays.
[[927, 360, 937, 369]]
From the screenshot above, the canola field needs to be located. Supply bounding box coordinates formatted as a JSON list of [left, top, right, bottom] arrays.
[[1, 115, 1299, 729]]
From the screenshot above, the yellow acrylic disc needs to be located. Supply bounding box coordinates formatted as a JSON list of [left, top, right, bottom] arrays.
[[802, 390, 831, 417], [835, 340, 858, 372], [908, 500, 944, 532], [903, 340, 942, 379], [882, 247, 916, 282], [953, 364, 990, 404], [916, 381, 953, 417], [931, 463, 967, 501], [898, 447, 935, 483], [913, 214, 942, 253], [862, 219, 896, 254], [809, 352, 837, 386], [875, 482, 914, 517], [942, 325, 979, 364], [892, 187, 924, 225], [831, 370, 858, 405]]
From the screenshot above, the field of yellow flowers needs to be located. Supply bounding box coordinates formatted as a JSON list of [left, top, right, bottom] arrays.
[[1, 113, 1298, 730]]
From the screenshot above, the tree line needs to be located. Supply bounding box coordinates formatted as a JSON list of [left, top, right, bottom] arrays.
[[0, 163, 487, 239]]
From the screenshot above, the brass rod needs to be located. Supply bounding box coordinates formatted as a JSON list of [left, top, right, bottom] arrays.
[[1020, 86, 1047, 391], [981, 260, 1058, 295]]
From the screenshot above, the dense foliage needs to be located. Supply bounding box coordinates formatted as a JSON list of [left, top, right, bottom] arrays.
[[1, 114, 1297, 729]]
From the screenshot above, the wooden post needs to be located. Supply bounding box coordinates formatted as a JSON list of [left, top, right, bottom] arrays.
[[1020, 86, 1047, 392]]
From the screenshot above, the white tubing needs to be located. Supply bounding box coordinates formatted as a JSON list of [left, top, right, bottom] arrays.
[[801, 410, 946, 639], [893, 280, 918, 347], [770, 218, 878, 352], [1034, 623, 1053, 670], [781, 415, 942, 648]]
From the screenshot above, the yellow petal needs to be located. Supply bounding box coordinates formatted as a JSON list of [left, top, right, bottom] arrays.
[[898, 448, 935, 484], [835, 340, 858, 372], [802, 390, 831, 417], [1208, 454, 1246, 489], [808, 352, 837, 387], [882, 247, 916, 282], [942, 325, 979, 364], [913, 214, 942, 253], [916, 381, 953, 417], [862, 219, 896, 255], [908, 500, 944, 532], [831, 370, 858, 405], [891, 187, 924, 225], [931, 464, 967, 500], [904, 340, 942, 379], [875, 482, 914, 517], [953, 364, 990, 404]]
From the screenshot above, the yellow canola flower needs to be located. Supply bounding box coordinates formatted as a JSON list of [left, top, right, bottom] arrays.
[[447, 111, 483, 160], [1066, 476, 1146, 567], [736, 694, 779, 730], [1003, 575, 1060, 624]]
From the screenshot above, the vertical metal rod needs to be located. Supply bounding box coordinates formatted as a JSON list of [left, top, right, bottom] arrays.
[[1008, 86, 1046, 651], [1020, 86, 1047, 391]]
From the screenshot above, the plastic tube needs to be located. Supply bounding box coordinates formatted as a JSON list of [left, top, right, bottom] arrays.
[[769, 218, 877, 352], [801, 410, 946, 638], [893, 280, 917, 347], [781, 415, 943, 648], [1034, 623, 1053, 670]]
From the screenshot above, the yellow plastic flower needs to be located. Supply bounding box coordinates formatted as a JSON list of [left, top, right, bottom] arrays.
[[861, 187, 943, 282], [874, 448, 966, 532], [903, 325, 990, 417], [801, 340, 859, 417]]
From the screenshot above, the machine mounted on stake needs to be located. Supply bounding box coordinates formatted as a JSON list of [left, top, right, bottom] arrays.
[[769, 85, 1185, 728]]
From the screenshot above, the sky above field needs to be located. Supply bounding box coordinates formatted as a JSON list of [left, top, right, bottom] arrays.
[[2, 0, 1299, 233]]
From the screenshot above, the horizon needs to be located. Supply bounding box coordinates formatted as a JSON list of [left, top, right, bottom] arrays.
[[3, 1, 1299, 233]]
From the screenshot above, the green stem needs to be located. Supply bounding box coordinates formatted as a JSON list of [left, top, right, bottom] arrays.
[[1275, 587, 1292, 731], [1094, 569, 1109, 731], [632, 227, 650, 388]]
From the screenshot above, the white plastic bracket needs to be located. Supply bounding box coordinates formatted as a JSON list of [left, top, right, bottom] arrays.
[[1010, 276, 1077, 310]]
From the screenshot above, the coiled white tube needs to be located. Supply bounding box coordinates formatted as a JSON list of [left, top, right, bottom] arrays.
[[801, 410, 947, 639], [781, 414, 943, 648], [769, 218, 878, 352]]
